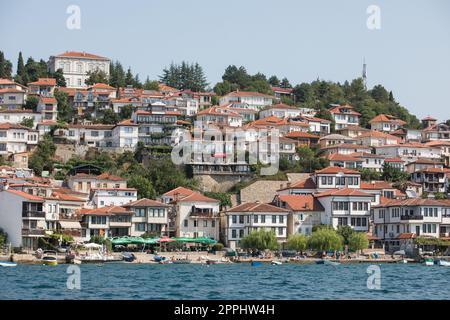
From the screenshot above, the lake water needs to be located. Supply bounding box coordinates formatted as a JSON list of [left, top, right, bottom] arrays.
[[1, 263, 449, 300]]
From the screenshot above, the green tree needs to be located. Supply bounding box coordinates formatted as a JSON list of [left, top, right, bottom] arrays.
[[0, 51, 13, 78], [54, 89, 72, 122], [15, 51, 27, 84], [286, 234, 308, 252], [29, 135, 56, 176], [143, 77, 160, 90], [280, 77, 292, 88], [0, 228, 8, 247], [337, 225, 354, 246], [85, 69, 109, 85], [20, 117, 34, 128], [24, 95, 39, 111], [159, 61, 208, 91], [268, 75, 280, 86], [382, 163, 410, 183], [109, 61, 126, 88], [51, 68, 66, 87], [100, 109, 119, 124], [240, 229, 279, 251], [119, 105, 133, 119], [204, 192, 232, 209], [127, 175, 156, 199], [348, 232, 369, 252], [308, 227, 343, 252]]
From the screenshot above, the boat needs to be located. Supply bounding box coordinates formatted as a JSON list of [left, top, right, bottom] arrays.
[[424, 258, 434, 266], [154, 255, 166, 262], [122, 252, 136, 263], [251, 261, 262, 266], [316, 259, 340, 266], [42, 250, 58, 266], [271, 261, 282, 265], [0, 261, 17, 267], [437, 260, 450, 267]]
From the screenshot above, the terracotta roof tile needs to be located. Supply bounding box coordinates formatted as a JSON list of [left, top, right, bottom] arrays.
[[277, 195, 324, 211]]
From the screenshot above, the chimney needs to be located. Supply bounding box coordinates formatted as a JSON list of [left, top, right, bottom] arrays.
[[287, 182, 291, 188]]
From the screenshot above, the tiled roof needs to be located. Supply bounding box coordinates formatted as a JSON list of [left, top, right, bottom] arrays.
[[225, 91, 274, 99], [326, 154, 360, 161], [116, 119, 138, 126], [320, 143, 370, 150], [328, 104, 361, 116], [55, 51, 109, 60], [227, 202, 290, 213], [6, 189, 44, 201], [80, 205, 132, 216], [277, 177, 317, 191], [89, 83, 115, 90], [357, 130, 401, 140], [360, 181, 393, 190], [196, 106, 241, 117], [314, 188, 373, 198], [0, 122, 31, 130], [40, 97, 57, 104], [124, 198, 169, 207], [374, 198, 450, 208], [384, 157, 404, 163], [162, 187, 196, 197], [285, 131, 320, 139], [369, 114, 406, 125], [396, 233, 416, 240], [265, 103, 298, 110], [28, 78, 57, 86], [174, 192, 219, 203], [277, 195, 324, 211], [315, 166, 360, 174], [0, 88, 25, 93]]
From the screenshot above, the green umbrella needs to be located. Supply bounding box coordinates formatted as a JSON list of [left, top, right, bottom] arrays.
[[128, 236, 145, 244], [111, 237, 132, 245], [193, 237, 217, 244], [143, 237, 159, 245]]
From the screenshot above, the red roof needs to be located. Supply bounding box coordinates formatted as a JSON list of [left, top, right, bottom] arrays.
[[80, 205, 132, 216], [6, 189, 44, 201], [55, 51, 109, 60], [320, 143, 370, 150], [369, 114, 406, 125], [285, 131, 320, 139], [374, 198, 450, 208], [28, 78, 56, 86], [0, 122, 31, 130], [278, 177, 317, 191], [163, 187, 196, 198], [271, 86, 293, 94], [360, 181, 393, 190], [89, 83, 115, 90], [329, 104, 361, 116], [174, 192, 219, 203], [357, 130, 401, 141], [116, 119, 138, 126], [226, 91, 274, 99], [314, 188, 373, 198], [266, 103, 298, 110], [315, 166, 360, 174], [197, 106, 241, 117], [40, 97, 57, 104], [0, 88, 25, 94], [227, 202, 290, 213], [277, 195, 324, 211], [124, 198, 169, 207], [396, 233, 416, 240], [326, 153, 360, 161]]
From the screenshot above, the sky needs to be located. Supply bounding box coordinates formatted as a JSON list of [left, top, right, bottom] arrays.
[[1, 0, 449, 121]]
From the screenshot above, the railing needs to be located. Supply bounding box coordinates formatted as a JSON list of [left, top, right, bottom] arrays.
[[22, 211, 46, 218], [400, 215, 423, 221], [22, 228, 46, 236]]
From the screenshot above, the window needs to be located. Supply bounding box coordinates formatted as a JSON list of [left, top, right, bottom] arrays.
[[279, 215, 284, 224], [0, 131, 6, 137], [261, 215, 266, 223], [272, 215, 277, 223], [135, 223, 145, 231], [239, 229, 244, 238], [254, 215, 258, 223], [232, 229, 237, 238], [203, 220, 208, 227], [211, 220, 215, 228], [321, 177, 327, 185], [239, 215, 244, 224], [134, 208, 145, 217], [232, 215, 237, 224], [193, 220, 198, 227], [91, 131, 99, 137], [183, 219, 188, 227], [278, 227, 283, 235]]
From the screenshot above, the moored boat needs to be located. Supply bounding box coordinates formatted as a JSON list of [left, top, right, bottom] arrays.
[[424, 258, 434, 266], [172, 259, 191, 264], [251, 261, 262, 266], [437, 260, 450, 267], [271, 261, 282, 265], [122, 252, 136, 263], [316, 259, 340, 266], [0, 261, 17, 267], [42, 250, 58, 266]]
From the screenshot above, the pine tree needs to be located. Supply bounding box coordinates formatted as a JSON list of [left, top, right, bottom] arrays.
[[15, 51, 26, 84], [125, 67, 134, 86], [0, 51, 13, 79]]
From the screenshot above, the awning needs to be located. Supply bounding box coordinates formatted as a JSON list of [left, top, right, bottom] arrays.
[[58, 220, 82, 229]]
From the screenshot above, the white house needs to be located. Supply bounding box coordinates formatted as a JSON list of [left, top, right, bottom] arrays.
[[48, 51, 111, 88], [219, 91, 274, 111], [259, 103, 303, 119], [68, 172, 128, 194], [225, 202, 289, 249], [89, 188, 137, 208], [124, 198, 170, 237], [0, 123, 38, 156], [0, 88, 26, 109], [375, 143, 442, 163], [328, 104, 360, 129], [369, 114, 406, 133]]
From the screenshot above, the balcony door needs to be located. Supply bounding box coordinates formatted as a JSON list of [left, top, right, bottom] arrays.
[[415, 226, 420, 236]]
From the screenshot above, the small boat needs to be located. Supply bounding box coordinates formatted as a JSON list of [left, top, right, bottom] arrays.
[[437, 260, 450, 267], [0, 261, 17, 267], [251, 261, 262, 266], [316, 259, 340, 266], [271, 261, 282, 265], [424, 258, 434, 266], [153, 255, 166, 262], [42, 250, 58, 266], [122, 252, 136, 263], [401, 259, 408, 264]]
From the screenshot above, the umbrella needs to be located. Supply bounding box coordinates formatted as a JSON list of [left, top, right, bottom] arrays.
[[158, 236, 175, 243], [172, 237, 195, 243], [193, 237, 217, 245], [143, 237, 159, 245], [111, 237, 132, 245], [84, 243, 102, 249]]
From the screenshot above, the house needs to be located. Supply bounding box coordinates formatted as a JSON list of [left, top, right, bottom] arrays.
[[0, 109, 42, 128], [225, 202, 289, 249], [98, 119, 139, 150], [245, 116, 310, 135], [48, 51, 111, 88], [314, 188, 373, 231], [132, 109, 181, 146], [0, 123, 38, 156], [422, 122, 450, 142], [89, 188, 138, 208], [350, 152, 386, 172], [123, 198, 170, 237], [273, 194, 324, 235], [271, 86, 293, 100], [425, 140, 450, 167], [313, 166, 362, 190], [293, 115, 331, 135], [0, 78, 27, 91], [168, 189, 220, 240], [0, 87, 26, 109], [284, 131, 320, 147], [195, 106, 243, 128], [180, 90, 215, 110], [219, 91, 274, 110], [405, 159, 444, 173], [421, 116, 438, 129], [68, 172, 127, 194], [328, 104, 360, 129], [27, 78, 57, 97], [259, 103, 303, 119], [411, 168, 450, 194], [390, 128, 422, 143], [355, 130, 400, 147], [369, 114, 406, 132], [320, 143, 371, 155], [0, 188, 47, 249], [319, 134, 356, 148], [336, 125, 370, 138], [326, 153, 363, 170], [383, 157, 406, 172], [375, 143, 442, 163], [55, 123, 115, 146], [37, 97, 58, 121], [372, 198, 450, 252], [79, 205, 133, 239]]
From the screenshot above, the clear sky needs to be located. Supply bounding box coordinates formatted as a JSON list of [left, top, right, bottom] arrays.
[[1, 0, 449, 121]]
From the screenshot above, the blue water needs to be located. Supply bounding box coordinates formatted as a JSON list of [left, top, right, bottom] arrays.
[[0, 263, 449, 300]]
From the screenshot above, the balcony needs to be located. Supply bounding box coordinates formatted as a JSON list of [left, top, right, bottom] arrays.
[[22, 211, 46, 219], [400, 215, 423, 221], [22, 228, 46, 236]]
